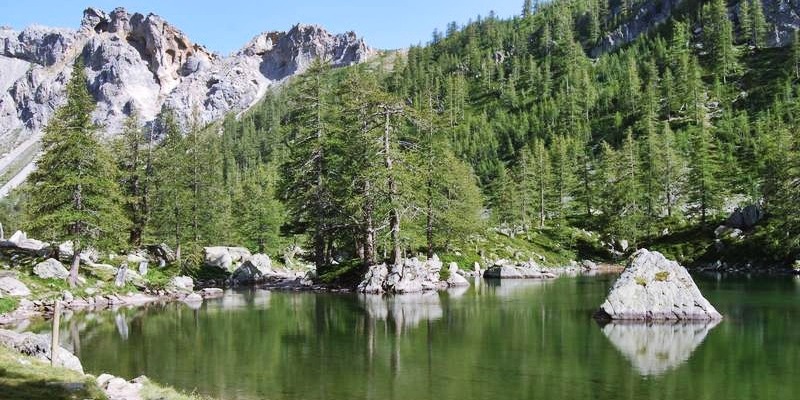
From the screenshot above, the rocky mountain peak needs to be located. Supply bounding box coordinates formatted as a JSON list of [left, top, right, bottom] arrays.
[[0, 6, 374, 141], [0, 7, 375, 196]]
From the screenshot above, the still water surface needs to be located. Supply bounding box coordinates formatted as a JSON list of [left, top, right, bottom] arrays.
[[50, 274, 800, 399]]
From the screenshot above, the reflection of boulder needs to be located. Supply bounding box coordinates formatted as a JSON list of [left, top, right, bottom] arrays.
[[206, 289, 271, 310], [484, 278, 551, 298], [601, 320, 720, 376], [360, 292, 443, 329]]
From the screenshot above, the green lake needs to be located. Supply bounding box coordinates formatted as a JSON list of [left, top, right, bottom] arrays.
[[46, 273, 800, 399]]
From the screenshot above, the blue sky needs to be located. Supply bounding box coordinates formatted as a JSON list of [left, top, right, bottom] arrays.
[[1, 1, 523, 55]]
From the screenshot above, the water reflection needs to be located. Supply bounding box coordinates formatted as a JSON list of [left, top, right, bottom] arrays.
[[205, 289, 271, 310], [600, 320, 721, 376], [360, 292, 443, 330], [481, 278, 551, 297], [114, 313, 129, 340]]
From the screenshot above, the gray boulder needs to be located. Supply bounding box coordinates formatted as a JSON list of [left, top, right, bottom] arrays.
[[231, 262, 263, 285], [726, 204, 763, 230], [358, 264, 389, 294], [0, 329, 83, 373], [168, 276, 194, 292], [483, 260, 557, 280], [0, 276, 30, 297], [33, 258, 69, 280], [595, 249, 722, 321], [446, 262, 470, 287], [203, 246, 252, 273]]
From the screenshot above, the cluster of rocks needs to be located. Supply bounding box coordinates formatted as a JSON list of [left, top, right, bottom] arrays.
[[595, 249, 723, 321], [482, 259, 558, 280], [0, 328, 83, 372], [358, 255, 470, 294], [203, 246, 314, 286]]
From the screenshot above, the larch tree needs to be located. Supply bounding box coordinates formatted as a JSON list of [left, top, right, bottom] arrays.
[[26, 60, 127, 287]]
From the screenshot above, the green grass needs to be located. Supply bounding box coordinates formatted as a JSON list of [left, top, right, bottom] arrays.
[[140, 380, 209, 400], [0, 298, 19, 314], [0, 346, 107, 400]]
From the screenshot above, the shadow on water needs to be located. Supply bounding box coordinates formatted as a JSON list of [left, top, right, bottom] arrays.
[[597, 320, 721, 376]]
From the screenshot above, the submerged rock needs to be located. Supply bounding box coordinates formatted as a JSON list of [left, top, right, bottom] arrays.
[[595, 249, 722, 321]]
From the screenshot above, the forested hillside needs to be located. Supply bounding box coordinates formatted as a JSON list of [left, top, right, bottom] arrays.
[[4, 0, 800, 274]]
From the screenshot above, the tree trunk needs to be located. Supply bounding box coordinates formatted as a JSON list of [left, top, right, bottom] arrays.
[[364, 180, 376, 265], [69, 239, 80, 288], [384, 110, 402, 267]]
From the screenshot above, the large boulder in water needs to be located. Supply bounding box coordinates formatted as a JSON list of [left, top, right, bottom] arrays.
[[595, 249, 722, 321], [483, 260, 557, 280]]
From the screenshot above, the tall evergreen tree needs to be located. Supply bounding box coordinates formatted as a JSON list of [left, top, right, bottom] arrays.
[[26, 60, 127, 287]]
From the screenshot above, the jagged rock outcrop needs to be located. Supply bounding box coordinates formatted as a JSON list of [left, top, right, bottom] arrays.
[[591, 0, 684, 58], [1, 7, 373, 139], [0, 7, 375, 194], [591, 0, 800, 57], [357, 255, 468, 294], [595, 249, 722, 321]]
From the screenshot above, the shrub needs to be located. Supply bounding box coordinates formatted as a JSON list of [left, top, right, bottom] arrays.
[[634, 276, 648, 286], [655, 271, 670, 281]]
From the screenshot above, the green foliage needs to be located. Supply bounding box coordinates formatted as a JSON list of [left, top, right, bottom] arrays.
[[0, 297, 19, 314], [635, 276, 648, 286]]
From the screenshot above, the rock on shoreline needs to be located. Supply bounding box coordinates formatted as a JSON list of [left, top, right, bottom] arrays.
[[595, 249, 722, 321]]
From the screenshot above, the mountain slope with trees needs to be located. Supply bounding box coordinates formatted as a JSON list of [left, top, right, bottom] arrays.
[[4, 0, 800, 276]]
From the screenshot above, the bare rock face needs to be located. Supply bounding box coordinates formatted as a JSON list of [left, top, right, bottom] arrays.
[[0, 7, 375, 187], [595, 249, 722, 321]]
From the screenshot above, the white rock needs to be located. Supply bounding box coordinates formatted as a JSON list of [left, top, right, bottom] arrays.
[[596, 249, 722, 321], [0, 277, 30, 297], [169, 276, 194, 292], [33, 258, 69, 280]]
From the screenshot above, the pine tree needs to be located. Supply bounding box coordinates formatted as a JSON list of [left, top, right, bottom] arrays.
[[750, 0, 768, 48], [232, 165, 284, 253], [150, 108, 190, 263], [793, 29, 800, 80], [111, 113, 151, 247], [280, 59, 336, 268], [705, 0, 737, 83], [739, 0, 752, 44], [26, 60, 127, 287], [687, 123, 722, 226], [659, 122, 684, 219], [522, 0, 533, 17]]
